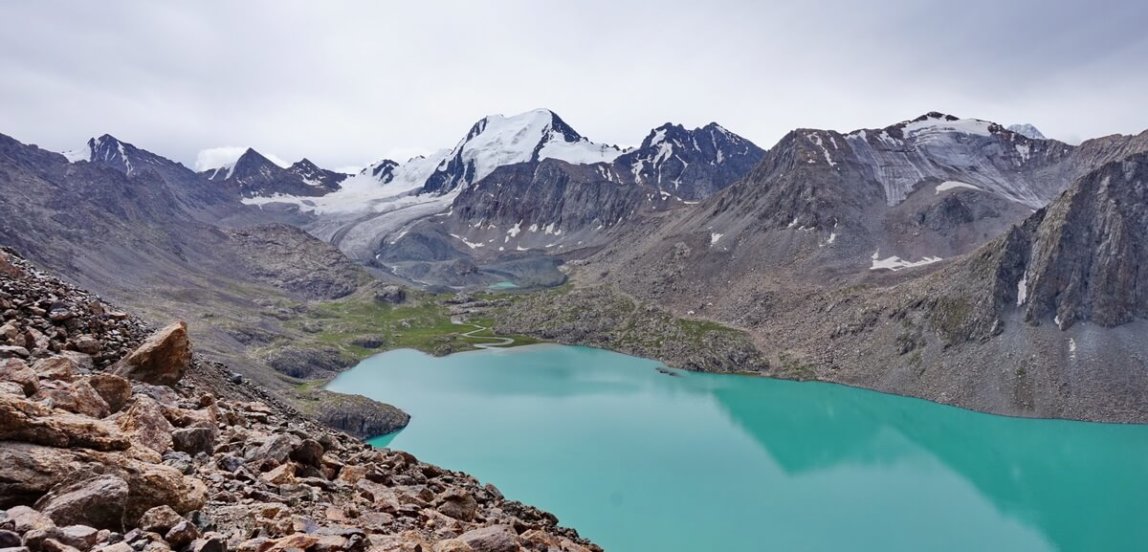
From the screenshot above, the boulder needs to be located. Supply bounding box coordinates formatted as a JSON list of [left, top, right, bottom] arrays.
[[289, 439, 324, 468], [164, 520, 198, 549], [111, 323, 190, 387], [171, 427, 215, 456], [116, 397, 173, 454], [0, 346, 30, 359], [35, 474, 129, 530], [67, 336, 101, 356], [0, 395, 129, 451], [138, 506, 182, 534], [0, 359, 38, 396], [6, 506, 55, 534], [33, 380, 110, 419], [31, 358, 77, 383], [451, 525, 519, 552], [57, 526, 98, 550], [87, 374, 132, 413], [436, 490, 478, 522]]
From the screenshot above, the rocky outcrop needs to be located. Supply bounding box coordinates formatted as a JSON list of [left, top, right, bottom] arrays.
[[263, 347, 355, 379], [226, 224, 368, 300], [0, 257, 599, 551], [306, 391, 411, 439], [111, 322, 190, 387], [496, 286, 768, 374], [1016, 154, 1148, 328]]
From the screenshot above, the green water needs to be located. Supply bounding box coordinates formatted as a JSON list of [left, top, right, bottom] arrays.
[[487, 280, 519, 290], [326, 344, 1148, 551]]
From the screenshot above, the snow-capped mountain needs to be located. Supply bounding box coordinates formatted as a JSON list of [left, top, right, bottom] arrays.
[[613, 122, 764, 200], [421, 109, 627, 194], [1007, 123, 1047, 140], [202, 148, 345, 198]]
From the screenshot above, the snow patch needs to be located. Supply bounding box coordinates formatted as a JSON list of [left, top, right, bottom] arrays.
[[507, 221, 522, 238], [903, 115, 994, 138], [1017, 274, 1028, 306], [870, 250, 943, 271], [935, 181, 980, 194], [449, 233, 486, 249], [710, 232, 723, 245]]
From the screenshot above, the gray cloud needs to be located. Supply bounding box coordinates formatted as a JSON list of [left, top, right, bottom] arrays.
[[2, 0, 1146, 170]]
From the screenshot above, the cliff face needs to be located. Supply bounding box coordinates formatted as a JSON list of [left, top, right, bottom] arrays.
[[0, 248, 600, 552], [1018, 155, 1148, 328]]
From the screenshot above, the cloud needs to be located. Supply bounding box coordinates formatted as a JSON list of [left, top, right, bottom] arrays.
[[2, 0, 1147, 171]]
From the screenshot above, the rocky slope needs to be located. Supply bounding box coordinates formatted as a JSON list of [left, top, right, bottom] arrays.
[[574, 142, 1148, 421], [0, 247, 598, 552], [613, 122, 764, 200]]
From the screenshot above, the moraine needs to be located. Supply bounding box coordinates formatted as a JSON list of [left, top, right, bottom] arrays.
[[327, 344, 1148, 551]]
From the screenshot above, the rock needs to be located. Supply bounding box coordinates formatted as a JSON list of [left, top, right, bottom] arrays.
[[5, 504, 53, 532], [41, 539, 83, 552], [0, 531, 21, 548], [288, 440, 324, 468], [259, 464, 297, 486], [87, 374, 132, 413], [171, 427, 215, 456], [374, 286, 406, 305], [163, 521, 198, 549], [33, 379, 110, 419], [186, 534, 225, 552], [0, 322, 20, 343], [111, 323, 190, 387], [348, 336, 384, 349], [0, 346, 30, 359], [116, 397, 173, 454], [67, 336, 101, 355], [35, 474, 129, 530], [451, 525, 519, 552], [0, 359, 38, 396], [0, 396, 129, 451], [137, 506, 182, 534], [250, 434, 300, 467], [31, 358, 77, 382], [92, 544, 132, 552], [57, 353, 94, 373], [436, 491, 478, 522], [57, 526, 98, 550]]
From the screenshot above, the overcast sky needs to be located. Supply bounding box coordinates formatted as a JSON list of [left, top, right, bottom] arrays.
[[2, 0, 1147, 172]]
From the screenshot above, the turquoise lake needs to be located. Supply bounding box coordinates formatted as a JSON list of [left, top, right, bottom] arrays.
[[326, 344, 1148, 551]]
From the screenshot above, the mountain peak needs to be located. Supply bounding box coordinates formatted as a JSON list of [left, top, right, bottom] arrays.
[[1007, 123, 1047, 140]]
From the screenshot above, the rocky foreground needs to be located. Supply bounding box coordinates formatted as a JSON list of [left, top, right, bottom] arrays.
[[0, 249, 600, 552]]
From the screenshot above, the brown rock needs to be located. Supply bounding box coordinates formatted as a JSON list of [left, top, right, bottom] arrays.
[[0, 381, 25, 396], [116, 397, 173, 454], [138, 506, 183, 534], [289, 439, 324, 468], [0, 345, 30, 359], [92, 543, 133, 552], [163, 521, 198, 549], [0, 359, 38, 396], [35, 474, 129, 530], [171, 426, 215, 456], [40, 539, 82, 552], [34, 379, 110, 419], [436, 491, 478, 522], [87, 374, 132, 413], [0, 395, 129, 451], [31, 358, 77, 382], [267, 533, 317, 552], [259, 464, 297, 486], [6, 506, 55, 534], [57, 526, 99, 550], [111, 323, 190, 387], [453, 526, 518, 552], [67, 336, 101, 355]]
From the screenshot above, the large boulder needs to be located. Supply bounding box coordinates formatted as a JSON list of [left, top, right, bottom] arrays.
[[0, 395, 129, 451], [111, 322, 190, 387], [33, 380, 110, 419], [35, 474, 129, 530], [86, 374, 132, 414], [116, 397, 174, 454], [0, 358, 38, 396]]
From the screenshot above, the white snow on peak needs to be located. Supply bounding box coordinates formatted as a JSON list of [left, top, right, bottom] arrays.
[[1007, 123, 1047, 140], [809, 134, 836, 166], [449, 109, 623, 189], [59, 139, 92, 163], [902, 115, 994, 138], [935, 181, 980, 194], [870, 249, 943, 271], [710, 232, 723, 245]]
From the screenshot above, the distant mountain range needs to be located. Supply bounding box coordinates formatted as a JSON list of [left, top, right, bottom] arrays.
[[3, 107, 1148, 421]]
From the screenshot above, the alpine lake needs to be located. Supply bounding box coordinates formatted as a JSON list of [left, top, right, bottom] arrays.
[[327, 344, 1148, 551]]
